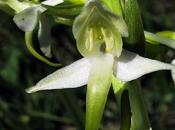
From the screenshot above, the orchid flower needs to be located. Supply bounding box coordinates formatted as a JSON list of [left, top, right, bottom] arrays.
[[10, 0, 85, 66], [26, 1, 175, 130], [0, 0, 64, 15], [4, 0, 66, 66], [12, 0, 64, 32]]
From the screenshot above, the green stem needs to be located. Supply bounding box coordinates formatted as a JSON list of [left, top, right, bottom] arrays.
[[112, 77, 131, 130], [120, 90, 131, 130], [127, 81, 151, 130], [25, 32, 61, 67], [123, 0, 145, 54]]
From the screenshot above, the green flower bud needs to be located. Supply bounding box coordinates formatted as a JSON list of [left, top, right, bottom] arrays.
[[73, 0, 128, 57]]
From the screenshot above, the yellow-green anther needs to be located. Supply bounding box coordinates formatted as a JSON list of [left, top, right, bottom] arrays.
[[87, 28, 94, 51], [101, 27, 123, 57], [101, 28, 113, 52], [73, 0, 128, 57]]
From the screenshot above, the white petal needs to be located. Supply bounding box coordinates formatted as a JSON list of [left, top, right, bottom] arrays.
[[42, 0, 64, 6], [115, 50, 175, 82], [26, 58, 90, 93], [171, 60, 175, 83], [13, 6, 46, 32]]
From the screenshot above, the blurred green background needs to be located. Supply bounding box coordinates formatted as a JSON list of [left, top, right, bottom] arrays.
[[0, 0, 175, 130]]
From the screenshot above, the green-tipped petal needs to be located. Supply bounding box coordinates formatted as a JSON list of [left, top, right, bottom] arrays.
[[157, 31, 175, 40], [145, 31, 175, 49], [86, 53, 114, 130], [115, 50, 175, 82], [26, 58, 90, 93]]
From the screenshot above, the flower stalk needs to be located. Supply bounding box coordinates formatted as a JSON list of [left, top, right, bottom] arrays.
[[123, 0, 145, 54]]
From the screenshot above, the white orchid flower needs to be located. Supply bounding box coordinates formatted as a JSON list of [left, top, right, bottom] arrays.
[[26, 1, 175, 130], [12, 0, 64, 32]]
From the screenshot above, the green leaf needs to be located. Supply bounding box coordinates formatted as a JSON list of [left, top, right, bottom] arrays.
[[86, 53, 114, 130], [25, 32, 61, 67], [120, 90, 131, 130], [46, 3, 83, 18], [58, 90, 85, 130], [0, 1, 15, 15], [124, 0, 145, 53], [0, 48, 21, 85], [100, 0, 123, 16], [1, 0, 34, 13]]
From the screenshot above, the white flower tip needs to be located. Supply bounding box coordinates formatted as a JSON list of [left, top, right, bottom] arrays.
[[115, 50, 175, 83], [26, 86, 38, 93], [171, 59, 175, 83], [26, 58, 89, 93], [171, 59, 175, 65], [42, 0, 64, 6]]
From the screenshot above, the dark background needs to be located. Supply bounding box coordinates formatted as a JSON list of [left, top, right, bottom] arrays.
[[0, 0, 175, 129]]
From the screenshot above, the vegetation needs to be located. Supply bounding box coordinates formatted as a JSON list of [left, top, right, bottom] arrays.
[[0, 0, 175, 130]]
